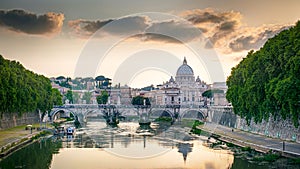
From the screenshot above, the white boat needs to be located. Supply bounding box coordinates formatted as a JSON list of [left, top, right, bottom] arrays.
[[66, 127, 76, 135]]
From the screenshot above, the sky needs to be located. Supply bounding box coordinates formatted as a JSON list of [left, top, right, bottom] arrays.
[[0, 0, 299, 88]]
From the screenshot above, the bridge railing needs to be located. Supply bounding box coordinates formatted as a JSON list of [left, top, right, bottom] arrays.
[[53, 104, 233, 110]]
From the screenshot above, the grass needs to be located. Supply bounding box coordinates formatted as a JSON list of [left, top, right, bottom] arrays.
[[253, 153, 281, 162], [226, 142, 235, 147], [291, 158, 300, 164], [154, 116, 173, 122], [0, 123, 41, 147], [190, 120, 205, 135], [181, 119, 204, 128], [180, 119, 196, 128], [0, 129, 52, 154], [241, 146, 253, 152]]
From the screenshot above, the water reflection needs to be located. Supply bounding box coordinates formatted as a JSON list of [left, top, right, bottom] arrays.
[[0, 138, 62, 169], [0, 120, 282, 169], [48, 120, 235, 169]]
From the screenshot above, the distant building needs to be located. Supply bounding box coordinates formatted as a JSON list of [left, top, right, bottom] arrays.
[[143, 57, 208, 106], [86, 81, 94, 90], [120, 85, 132, 105], [51, 82, 69, 95]]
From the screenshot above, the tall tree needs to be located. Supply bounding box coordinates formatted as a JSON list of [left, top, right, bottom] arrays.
[[131, 96, 151, 106], [0, 55, 56, 114], [226, 21, 300, 127], [96, 90, 109, 104], [64, 90, 73, 104]]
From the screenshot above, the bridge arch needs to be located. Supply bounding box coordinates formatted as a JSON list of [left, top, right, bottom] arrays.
[[50, 108, 77, 121], [150, 110, 175, 122], [180, 109, 205, 121]]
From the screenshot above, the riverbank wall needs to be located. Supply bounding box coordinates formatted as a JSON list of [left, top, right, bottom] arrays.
[[212, 111, 300, 143], [0, 112, 40, 130]]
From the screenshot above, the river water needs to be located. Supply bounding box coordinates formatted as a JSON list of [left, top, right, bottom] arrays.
[[0, 119, 298, 169]]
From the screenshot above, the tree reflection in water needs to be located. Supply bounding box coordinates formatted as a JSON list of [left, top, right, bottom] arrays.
[[0, 138, 62, 169]]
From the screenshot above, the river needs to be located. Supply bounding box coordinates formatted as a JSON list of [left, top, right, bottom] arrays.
[[0, 119, 298, 169]]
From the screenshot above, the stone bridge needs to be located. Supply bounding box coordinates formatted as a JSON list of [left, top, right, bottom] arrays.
[[49, 104, 233, 124]]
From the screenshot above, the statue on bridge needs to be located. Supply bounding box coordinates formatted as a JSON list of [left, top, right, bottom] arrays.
[[101, 105, 121, 125]]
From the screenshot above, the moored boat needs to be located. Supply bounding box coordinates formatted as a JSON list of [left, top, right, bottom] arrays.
[[66, 127, 76, 135]]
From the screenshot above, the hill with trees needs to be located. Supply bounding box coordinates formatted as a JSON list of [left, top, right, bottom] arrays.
[[0, 55, 62, 116], [226, 21, 300, 127]]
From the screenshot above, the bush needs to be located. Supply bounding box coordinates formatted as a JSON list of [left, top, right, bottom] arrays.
[[253, 153, 280, 162], [226, 142, 234, 147], [291, 158, 300, 164], [241, 146, 252, 152]]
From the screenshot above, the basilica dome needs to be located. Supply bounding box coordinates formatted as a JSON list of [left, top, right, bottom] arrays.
[[176, 57, 194, 76]]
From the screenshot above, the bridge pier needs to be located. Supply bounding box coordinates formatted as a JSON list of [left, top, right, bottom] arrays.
[[135, 105, 151, 125]]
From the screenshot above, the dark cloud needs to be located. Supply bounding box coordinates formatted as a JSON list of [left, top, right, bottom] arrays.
[[68, 16, 150, 38], [182, 9, 241, 48], [182, 9, 241, 26], [229, 26, 289, 52], [68, 19, 113, 37], [69, 16, 202, 43], [186, 11, 225, 24], [144, 20, 202, 43], [205, 20, 239, 48], [0, 9, 64, 35], [219, 21, 237, 31]]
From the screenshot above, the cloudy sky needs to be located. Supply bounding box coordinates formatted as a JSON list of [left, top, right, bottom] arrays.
[[0, 0, 299, 88]]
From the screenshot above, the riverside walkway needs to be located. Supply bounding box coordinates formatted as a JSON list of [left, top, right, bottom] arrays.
[[200, 122, 300, 158]]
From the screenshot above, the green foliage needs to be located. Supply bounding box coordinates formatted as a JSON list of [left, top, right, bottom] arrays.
[[253, 153, 280, 162], [226, 21, 300, 127], [190, 120, 204, 135], [51, 88, 63, 106], [202, 89, 224, 98], [64, 90, 73, 104], [241, 146, 253, 152], [180, 119, 196, 128], [0, 55, 56, 114], [192, 120, 204, 128], [291, 158, 300, 164], [131, 96, 151, 105], [95, 75, 111, 89], [226, 142, 235, 147], [0, 138, 62, 169], [96, 90, 109, 104], [154, 116, 173, 122]]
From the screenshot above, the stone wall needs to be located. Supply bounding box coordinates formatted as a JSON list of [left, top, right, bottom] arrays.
[[236, 116, 300, 143], [211, 110, 300, 143], [0, 112, 40, 129]]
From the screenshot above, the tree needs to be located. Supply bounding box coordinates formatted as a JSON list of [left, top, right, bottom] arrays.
[[51, 88, 63, 106], [131, 96, 151, 105], [96, 90, 109, 104], [226, 21, 300, 127], [95, 75, 106, 89], [64, 90, 73, 104], [0, 55, 56, 114]]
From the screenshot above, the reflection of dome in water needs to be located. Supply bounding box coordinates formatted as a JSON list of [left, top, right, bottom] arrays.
[[176, 57, 194, 76]]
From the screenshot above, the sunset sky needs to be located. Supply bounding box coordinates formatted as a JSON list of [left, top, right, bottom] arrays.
[[1, 0, 299, 88]]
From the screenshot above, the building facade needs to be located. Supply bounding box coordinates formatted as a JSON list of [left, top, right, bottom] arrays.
[[149, 57, 208, 106]]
